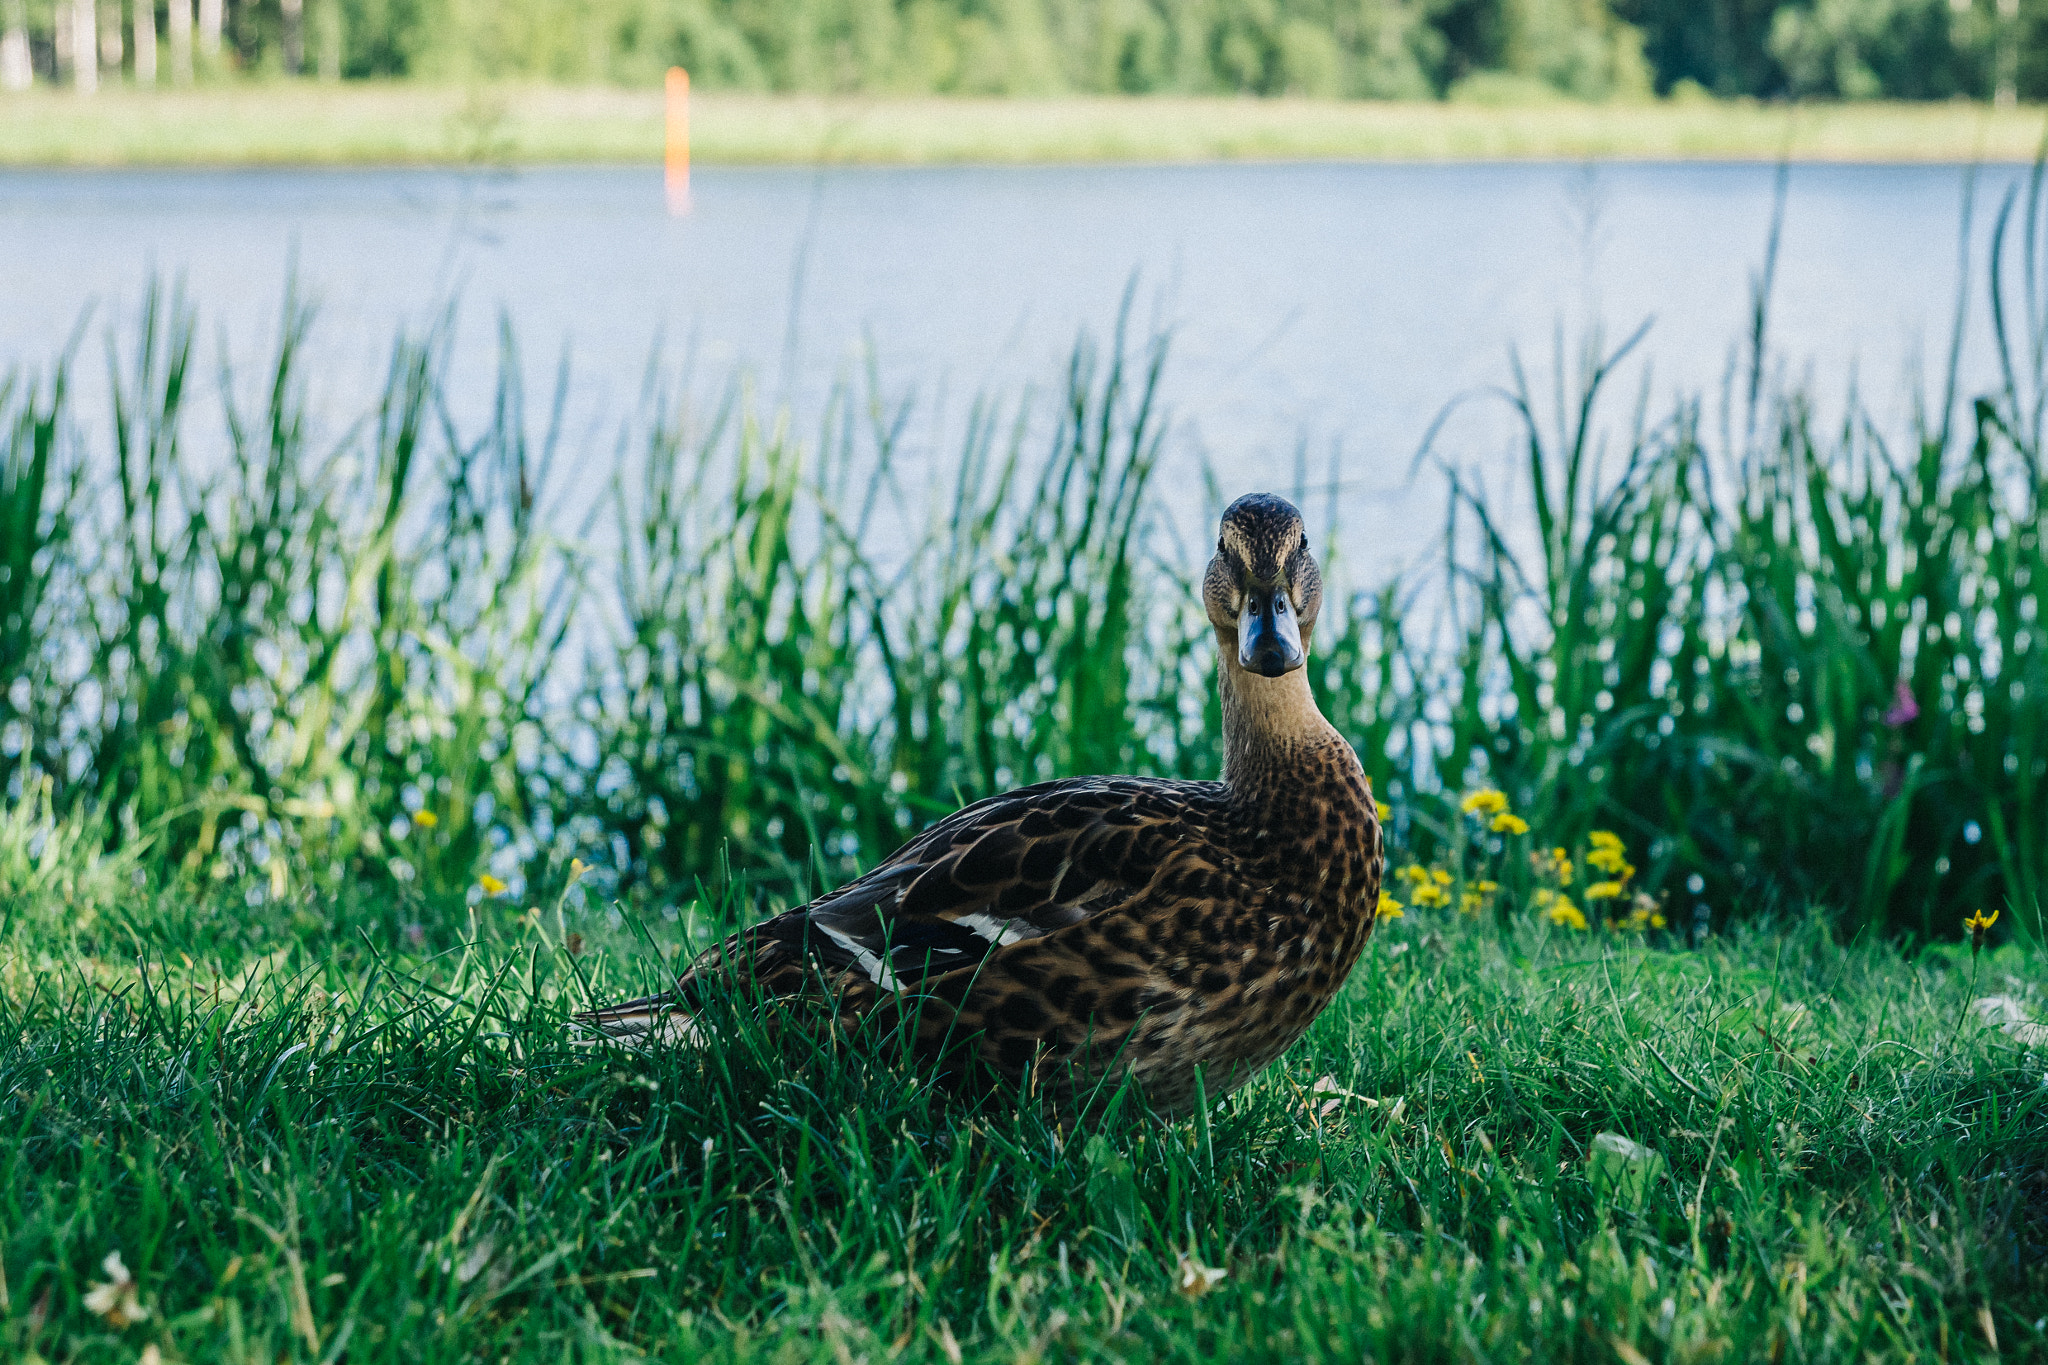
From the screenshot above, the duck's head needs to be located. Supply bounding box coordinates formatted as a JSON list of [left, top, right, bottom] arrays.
[[1203, 493, 1322, 679]]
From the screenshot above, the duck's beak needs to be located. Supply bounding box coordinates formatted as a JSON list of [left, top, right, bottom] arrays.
[[1237, 588, 1304, 677]]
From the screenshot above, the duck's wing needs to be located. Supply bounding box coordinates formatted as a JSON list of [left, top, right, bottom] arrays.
[[753, 776, 1226, 994], [576, 776, 1226, 1041]]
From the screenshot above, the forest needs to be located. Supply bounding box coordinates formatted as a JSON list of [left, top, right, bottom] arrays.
[[4, 0, 2048, 102]]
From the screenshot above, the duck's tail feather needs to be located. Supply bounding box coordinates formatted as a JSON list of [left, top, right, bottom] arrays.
[[571, 992, 706, 1048]]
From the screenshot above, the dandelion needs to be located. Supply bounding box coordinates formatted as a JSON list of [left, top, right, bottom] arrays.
[[411, 810, 438, 829], [1585, 880, 1626, 901], [479, 873, 508, 897], [1461, 789, 1508, 816], [1587, 845, 1633, 878], [1546, 848, 1574, 885], [1545, 897, 1588, 931], [569, 857, 590, 880], [1964, 908, 1999, 955], [1411, 882, 1448, 908], [1376, 892, 1404, 920], [1376, 800, 1391, 822], [1430, 868, 1452, 885], [1589, 830, 1623, 852], [1490, 812, 1529, 835]]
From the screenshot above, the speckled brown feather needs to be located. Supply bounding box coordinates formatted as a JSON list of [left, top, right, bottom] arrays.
[[576, 493, 1384, 1117]]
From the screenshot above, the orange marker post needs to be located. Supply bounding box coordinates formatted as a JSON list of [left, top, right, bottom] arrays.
[[665, 67, 691, 216]]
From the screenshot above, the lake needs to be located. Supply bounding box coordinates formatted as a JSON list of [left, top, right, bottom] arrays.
[[0, 160, 2009, 572]]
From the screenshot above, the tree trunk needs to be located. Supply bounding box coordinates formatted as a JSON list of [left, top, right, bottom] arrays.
[[99, 0, 123, 75], [168, 0, 192, 83], [73, 0, 99, 92], [280, 0, 300, 73], [0, 0, 31, 92], [134, 0, 157, 83], [197, 0, 220, 60]]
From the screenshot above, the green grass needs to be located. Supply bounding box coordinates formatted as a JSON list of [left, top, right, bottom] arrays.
[[0, 816, 2042, 1363], [4, 86, 2048, 166]]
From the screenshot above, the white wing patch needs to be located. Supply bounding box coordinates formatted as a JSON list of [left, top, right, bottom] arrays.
[[817, 921, 906, 993], [951, 912, 1039, 946]]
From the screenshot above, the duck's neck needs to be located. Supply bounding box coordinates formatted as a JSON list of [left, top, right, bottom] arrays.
[[1217, 639, 1345, 798]]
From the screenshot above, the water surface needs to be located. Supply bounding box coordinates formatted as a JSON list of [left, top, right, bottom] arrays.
[[0, 160, 2002, 571]]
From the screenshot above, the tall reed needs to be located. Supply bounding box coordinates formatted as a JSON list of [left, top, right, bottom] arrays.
[[3, 183, 2046, 946]]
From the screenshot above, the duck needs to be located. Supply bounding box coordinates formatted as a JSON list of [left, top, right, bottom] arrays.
[[575, 492, 1385, 1117]]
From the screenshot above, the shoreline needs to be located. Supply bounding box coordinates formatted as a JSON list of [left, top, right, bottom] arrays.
[[3, 87, 2047, 167]]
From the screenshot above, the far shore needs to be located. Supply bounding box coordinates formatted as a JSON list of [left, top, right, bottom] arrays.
[[3, 86, 2047, 167]]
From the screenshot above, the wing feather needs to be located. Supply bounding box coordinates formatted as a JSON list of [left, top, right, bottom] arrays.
[[676, 776, 1226, 1002]]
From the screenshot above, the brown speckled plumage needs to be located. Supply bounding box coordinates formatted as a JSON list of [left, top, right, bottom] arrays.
[[576, 493, 1384, 1116]]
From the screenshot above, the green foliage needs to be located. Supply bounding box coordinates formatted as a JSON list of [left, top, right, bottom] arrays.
[[0, 852, 2041, 1360], [1404, 173, 2048, 946], [15, 0, 2048, 99]]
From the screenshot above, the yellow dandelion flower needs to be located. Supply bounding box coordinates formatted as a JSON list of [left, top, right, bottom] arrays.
[[1650, 913, 1667, 928], [1376, 892, 1404, 919], [1585, 880, 1626, 901], [1412, 882, 1449, 908], [1461, 789, 1509, 816], [1430, 868, 1452, 885], [1546, 898, 1588, 931], [1491, 813, 1529, 835], [1964, 907, 1999, 954], [1587, 845, 1633, 877], [1475, 880, 1499, 894], [1398, 865, 1431, 886], [1589, 830, 1624, 852], [411, 810, 438, 829], [479, 873, 508, 896], [1459, 891, 1485, 915], [569, 858, 590, 880], [1533, 887, 1557, 907], [1550, 849, 1574, 885], [1376, 800, 1392, 822]]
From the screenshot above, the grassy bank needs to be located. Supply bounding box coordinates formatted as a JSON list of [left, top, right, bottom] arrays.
[[3, 87, 2048, 167], [0, 814, 2042, 1362]]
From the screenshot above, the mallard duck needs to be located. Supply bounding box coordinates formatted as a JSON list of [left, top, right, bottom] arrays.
[[577, 493, 1385, 1116]]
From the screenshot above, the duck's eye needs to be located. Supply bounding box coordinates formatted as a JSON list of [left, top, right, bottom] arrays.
[[1299, 533, 1308, 551]]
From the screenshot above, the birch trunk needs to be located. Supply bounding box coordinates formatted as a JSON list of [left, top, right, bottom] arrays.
[[167, 0, 192, 82], [73, 0, 98, 92], [0, 0, 31, 92], [280, 0, 300, 73], [135, 0, 157, 83], [99, 0, 123, 74], [197, 0, 220, 59]]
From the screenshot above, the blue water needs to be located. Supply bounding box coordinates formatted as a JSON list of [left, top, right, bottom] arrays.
[[0, 160, 2007, 571]]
